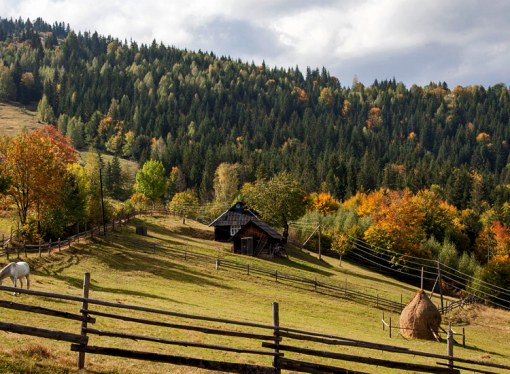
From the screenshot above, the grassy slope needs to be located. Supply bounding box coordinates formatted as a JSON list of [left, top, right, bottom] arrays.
[[0, 101, 43, 137], [0, 215, 508, 374], [78, 151, 139, 178]]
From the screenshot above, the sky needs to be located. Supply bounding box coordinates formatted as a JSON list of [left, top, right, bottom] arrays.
[[2, 0, 510, 88]]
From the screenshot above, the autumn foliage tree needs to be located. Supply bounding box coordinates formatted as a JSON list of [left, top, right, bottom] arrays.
[[357, 189, 429, 259], [366, 107, 383, 131], [169, 189, 199, 217], [308, 192, 340, 215], [0, 126, 76, 226]]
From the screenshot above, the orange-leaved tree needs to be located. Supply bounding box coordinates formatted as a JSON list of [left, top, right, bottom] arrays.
[[0, 126, 76, 226], [308, 192, 340, 216], [475, 221, 510, 263], [358, 189, 429, 260]]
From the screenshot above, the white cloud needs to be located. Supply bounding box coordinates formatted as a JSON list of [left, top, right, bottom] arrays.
[[2, 0, 510, 87]]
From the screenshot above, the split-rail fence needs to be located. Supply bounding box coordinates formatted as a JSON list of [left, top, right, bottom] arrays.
[[1, 276, 509, 373], [0, 209, 479, 316]]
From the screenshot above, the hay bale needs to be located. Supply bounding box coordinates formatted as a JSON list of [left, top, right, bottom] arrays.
[[399, 289, 441, 340]]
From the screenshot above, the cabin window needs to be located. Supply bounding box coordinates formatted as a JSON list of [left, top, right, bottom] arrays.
[[230, 225, 241, 236]]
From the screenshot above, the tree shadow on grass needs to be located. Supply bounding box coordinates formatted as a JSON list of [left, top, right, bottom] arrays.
[[271, 257, 335, 277], [124, 218, 216, 247], [276, 248, 336, 277], [88, 240, 232, 290], [36, 272, 178, 302], [28, 239, 232, 303], [338, 266, 418, 294]]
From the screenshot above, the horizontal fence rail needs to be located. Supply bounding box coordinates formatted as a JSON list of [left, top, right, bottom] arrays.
[[104, 231, 407, 312], [0, 209, 492, 316], [1, 281, 508, 373]]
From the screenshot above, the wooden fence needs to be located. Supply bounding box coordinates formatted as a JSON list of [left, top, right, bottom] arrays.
[[0, 209, 411, 313], [381, 313, 466, 347], [105, 231, 408, 313], [2, 276, 509, 373], [0, 209, 484, 317], [0, 209, 164, 259]]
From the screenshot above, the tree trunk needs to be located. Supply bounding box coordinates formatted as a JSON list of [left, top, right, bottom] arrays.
[[282, 224, 288, 244]]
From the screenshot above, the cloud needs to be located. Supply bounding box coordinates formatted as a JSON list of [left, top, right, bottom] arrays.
[[3, 0, 510, 87]]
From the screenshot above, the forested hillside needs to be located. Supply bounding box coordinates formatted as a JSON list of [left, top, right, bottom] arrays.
[[1, 17, 510, 210]]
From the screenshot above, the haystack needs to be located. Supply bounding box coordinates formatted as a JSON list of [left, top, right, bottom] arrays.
[[399, 289, 441, 340]]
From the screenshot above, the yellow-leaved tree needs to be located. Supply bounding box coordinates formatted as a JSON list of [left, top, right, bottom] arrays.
[[169, 189, 199, 218]]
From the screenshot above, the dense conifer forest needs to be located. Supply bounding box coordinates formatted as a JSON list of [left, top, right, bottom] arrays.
[[2, 16, 510, 304], [2, 16, 510, 210]]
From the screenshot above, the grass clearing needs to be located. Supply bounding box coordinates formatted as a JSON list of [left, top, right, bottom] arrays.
[[78, 151, 138, 177], [0, 101, 43, 137], [0, 215, 508, 373]]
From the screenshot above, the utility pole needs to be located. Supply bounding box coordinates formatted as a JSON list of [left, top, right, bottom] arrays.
[[99, 168, 106, 236], [318, 214, 322, 261], [438, 260, 444, 313], [487, 226, 491, 263]]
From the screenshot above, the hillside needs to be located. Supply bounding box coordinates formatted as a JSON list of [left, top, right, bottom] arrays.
[[1, 17, 510, 213], [0, 101, 43, 137], [0, 215, 509, 373]]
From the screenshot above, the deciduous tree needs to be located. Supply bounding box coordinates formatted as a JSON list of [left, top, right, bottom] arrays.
[[244, 172, 306, 240], [0, 126, 76, 226], [135, 160, 167, 208]]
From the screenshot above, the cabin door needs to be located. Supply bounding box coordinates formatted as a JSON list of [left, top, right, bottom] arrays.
[[241, 237, 253, 256]]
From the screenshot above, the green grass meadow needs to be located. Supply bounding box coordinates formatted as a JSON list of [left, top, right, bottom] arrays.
[[0, 215, 508, 373]]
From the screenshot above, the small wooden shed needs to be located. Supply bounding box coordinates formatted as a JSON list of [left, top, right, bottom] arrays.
[[208, 202, 258, 242], [229, 220, 285, 258]]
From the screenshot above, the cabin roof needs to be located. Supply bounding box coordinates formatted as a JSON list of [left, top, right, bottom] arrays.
[[229, 220, 284, 241], [209, 201, 258, 227]]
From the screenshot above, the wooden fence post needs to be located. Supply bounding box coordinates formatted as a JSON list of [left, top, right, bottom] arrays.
[[5, 242, 8, 261], [247, 264, 249, 275], [58, 238, 61, 252], [389, 316, 392, 338], [38, 240, 41, 257], [77, 273, 91, 369], [112, 219, 115, 233], [438, 260, 444, 313], [421, 267, 424, 289], [215, 260, 219, 270], [153, 242, 156, 254], [447, 322, 453, 369], [382, 312, 385, 331], [275, 270, 278, 283], [314, 277, 317, 292], [345, 278, 347, 296], [48, 239, 51, 256], [462, 327, 465, 348], [400, 294, 403, 312], [272, 302, 281, 374], [68, 238, 71, 250]]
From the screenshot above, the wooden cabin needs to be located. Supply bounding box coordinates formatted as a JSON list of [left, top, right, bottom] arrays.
[[229, 220, 286, 258], [208, 202, 258, 242]]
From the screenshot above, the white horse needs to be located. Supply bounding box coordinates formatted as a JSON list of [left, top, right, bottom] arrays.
[[0, 262, 30, 296]]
